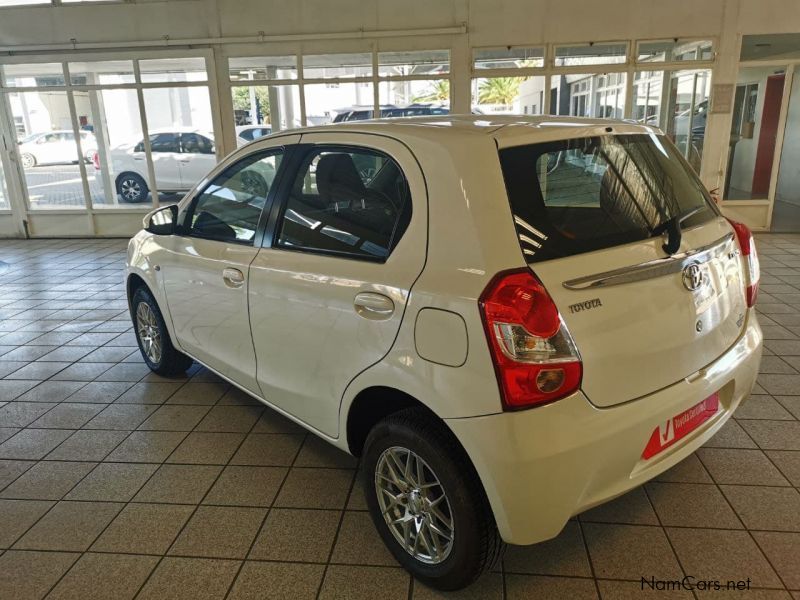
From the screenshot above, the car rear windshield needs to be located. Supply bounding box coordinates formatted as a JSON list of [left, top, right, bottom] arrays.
[[498, 133, 716, 263]]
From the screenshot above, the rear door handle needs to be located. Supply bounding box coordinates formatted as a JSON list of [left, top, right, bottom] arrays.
[[354, 292, 394, 320], [222, 267, 245, 288]]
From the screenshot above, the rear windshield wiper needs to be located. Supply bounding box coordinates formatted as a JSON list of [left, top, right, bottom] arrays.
[[653, 206, 705, 255]]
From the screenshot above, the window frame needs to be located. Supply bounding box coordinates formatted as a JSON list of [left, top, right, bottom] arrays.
[[180, 146, 288, 246], [263, 143, 413, 263]]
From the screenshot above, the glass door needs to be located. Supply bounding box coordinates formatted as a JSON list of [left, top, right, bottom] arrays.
[[723, 65, 788, 203], [772, 67, 800, 231], [0, 153, 9, 211]]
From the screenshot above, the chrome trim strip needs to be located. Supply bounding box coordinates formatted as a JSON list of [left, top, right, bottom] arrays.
[[562, 232, 735, 290]]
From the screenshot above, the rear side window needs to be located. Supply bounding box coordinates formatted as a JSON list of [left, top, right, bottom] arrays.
[[499, 134, 716, 262], [275, 147, 411, 260]]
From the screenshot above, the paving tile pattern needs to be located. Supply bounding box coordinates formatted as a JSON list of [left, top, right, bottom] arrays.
[[0, 235, 799, 599]]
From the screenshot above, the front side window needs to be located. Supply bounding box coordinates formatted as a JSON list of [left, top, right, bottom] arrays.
[[499, 134, 716, 262], [276, 147, 411, 260], [184, 150, 283, 244]]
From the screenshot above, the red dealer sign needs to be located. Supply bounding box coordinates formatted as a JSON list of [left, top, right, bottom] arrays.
[[642, 392, 720, 460]]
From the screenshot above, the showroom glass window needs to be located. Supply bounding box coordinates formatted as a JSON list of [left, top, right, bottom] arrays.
[[276, 147, 411, 260], [471, 46, 545, 116], [185, 150, 283, 244]]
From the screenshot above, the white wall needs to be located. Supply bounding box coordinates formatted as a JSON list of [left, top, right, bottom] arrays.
[[0, 0, 799, 50]]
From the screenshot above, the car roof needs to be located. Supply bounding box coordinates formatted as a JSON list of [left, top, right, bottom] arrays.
[[279, 114, 661, 146]]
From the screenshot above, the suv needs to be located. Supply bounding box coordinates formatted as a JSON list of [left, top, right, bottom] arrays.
[[126, 116, 763, 590], [110, 129, 216, 202]]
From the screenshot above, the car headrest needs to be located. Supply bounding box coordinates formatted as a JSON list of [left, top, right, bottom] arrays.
[[315, 153, 366, 206]]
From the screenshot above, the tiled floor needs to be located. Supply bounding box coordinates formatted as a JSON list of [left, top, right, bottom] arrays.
[[0, 235, 799, 600]]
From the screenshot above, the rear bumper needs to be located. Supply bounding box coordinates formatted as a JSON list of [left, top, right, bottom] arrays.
[[446, 314, 762, 545]]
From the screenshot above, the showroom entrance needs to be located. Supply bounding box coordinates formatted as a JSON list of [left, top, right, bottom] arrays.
[[721, 34, 800, 231], [0, 50, 220, 236]]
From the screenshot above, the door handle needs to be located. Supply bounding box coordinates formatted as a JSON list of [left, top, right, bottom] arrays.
[[354, 292, 395, 320], [222, 267, 245, 288]]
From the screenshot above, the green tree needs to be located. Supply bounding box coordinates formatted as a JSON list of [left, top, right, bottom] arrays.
[[477, 77, 523, 106], [232, 87, 271, 123], [413, 80, 450, 103]]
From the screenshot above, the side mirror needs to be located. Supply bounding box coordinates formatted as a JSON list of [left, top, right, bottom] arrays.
[[144, 204, 178, 235]]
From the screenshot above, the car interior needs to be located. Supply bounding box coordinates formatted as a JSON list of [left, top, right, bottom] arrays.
[[277, 150, 411, 258]]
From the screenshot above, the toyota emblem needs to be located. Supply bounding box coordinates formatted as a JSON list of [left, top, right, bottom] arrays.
[[682, 263, 705, 291]]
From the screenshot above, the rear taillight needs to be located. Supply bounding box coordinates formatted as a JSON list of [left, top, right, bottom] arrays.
[[91, 151, 100, 170], [479, 269, 583, 410], [727, 219, 760, 307]]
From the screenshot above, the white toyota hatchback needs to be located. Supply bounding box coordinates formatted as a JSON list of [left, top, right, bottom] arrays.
[[126, 116, 763, 590]]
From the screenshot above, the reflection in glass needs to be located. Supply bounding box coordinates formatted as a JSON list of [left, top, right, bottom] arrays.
[[231, 85, 301, 143], [228, 56, 297, 81], [666, 70, 711, 173], [377, 50, 450, 76], [471, 76, 545, 115], [138, 58, 208, 83], [773, 71, 800, 231], [637, 40, 714, 63], [551, 74, 626, 119], [633, 71, 665, 126], [1, 63, 66, 87], [137, 87, 216, 205], [725, 66, 786, 201], [555, 43, 627, 66], [68, 61, 136, 85], [378, 79, 449, 116], [302, 53, 372, 79], [82, 88, 144, 208], [473, 47, 544, 70], [10, 90, 88, 209], [0, 159, 9, 210], [304, 82, 374, 124]]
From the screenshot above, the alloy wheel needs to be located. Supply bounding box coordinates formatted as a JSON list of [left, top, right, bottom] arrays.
[[136, 302, 162, 364], [375, 446, 454, 565], [121, 179, 142, 201]]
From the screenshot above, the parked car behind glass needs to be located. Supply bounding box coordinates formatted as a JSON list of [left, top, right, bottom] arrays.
[[109, 128, 216, 202], [18, 130, 97, 169], [235, 125, 272, 147]]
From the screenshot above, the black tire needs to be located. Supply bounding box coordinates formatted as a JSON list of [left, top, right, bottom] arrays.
[[117, 172, 149, 203], [131, 286, 193, 376], [362, 408, 504, 590]]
